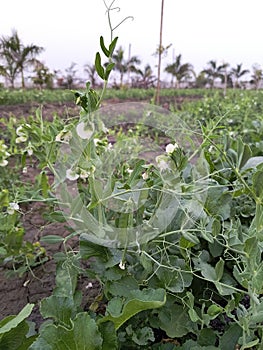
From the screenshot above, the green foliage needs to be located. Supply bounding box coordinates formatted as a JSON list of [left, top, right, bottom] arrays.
[[2, 2, 263, 350], [0, 304, 36, 349]]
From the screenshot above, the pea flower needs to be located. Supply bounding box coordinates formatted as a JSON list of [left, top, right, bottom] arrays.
[[156, 155, 170, 172], [165, 143, 179, 154], [7, 202, 20, 215], [15, 124, 30, 143], [0, 141, 10, 167], [79, 168, 90, 179], [76, 121, 94, 140], [25, 142, 34, 156], [66, 168, 79, 181], [55, 129, 72, 143], [142, 172, 148, 180], [119, 261, 126, 270], [0, 159, 8, 167]]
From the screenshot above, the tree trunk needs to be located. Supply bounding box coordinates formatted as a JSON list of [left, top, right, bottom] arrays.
[[21, 70, 25, 88], [155, 0, 164, 105]]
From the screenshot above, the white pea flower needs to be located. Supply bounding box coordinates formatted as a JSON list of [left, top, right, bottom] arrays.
[[55, 130, 72, 143], [165, 143, 178, 154], [15, 124, 30, 143], [142, 172, 148, 180], [7, 202, 20, 215], [107, 143, 113, 151], [119, 261, 126, 270], [86, 282, 93, 289], [0, 141, 10, 166], [26, 142, 34, 156], [76, 122, 94, 140], [22, 167, 27, 174], [16, 125, 25, 136], [94, 138, 100, 146], [79, 168, 90, 179], [66, 168, 79, 181], [15, 135, 27, 143], [0, 159, 8, 167], [156, 155, 170, 172], [208, 146, 213, 153]]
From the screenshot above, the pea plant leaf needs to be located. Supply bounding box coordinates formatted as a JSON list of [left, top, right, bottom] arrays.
[[152, 303, 195, 338], [99, 288, 166, 330], [95, 52, 105, 80], [30, 313, 103, 350], [252, 170, 263, 200], [0, 303, 34, 335], [109, 37, 118, 56], [100, 36, 110, 57], [0, 304, 36, 350]]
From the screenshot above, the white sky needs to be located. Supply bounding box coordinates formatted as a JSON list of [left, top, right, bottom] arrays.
[[1, 0, 263, 81]]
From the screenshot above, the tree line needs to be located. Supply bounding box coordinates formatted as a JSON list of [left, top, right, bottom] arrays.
[[0, 29, 262, 90]]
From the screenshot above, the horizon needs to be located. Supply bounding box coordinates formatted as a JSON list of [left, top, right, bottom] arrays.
[[1, 0, 262, 84]]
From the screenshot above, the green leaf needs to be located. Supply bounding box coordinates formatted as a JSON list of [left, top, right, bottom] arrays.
[[95, 52, 105, 80], [156, 261, 193, 293], [0, 304, 34, 334], [131, 326, 155, 346], [252, 170, 263, 199], [30, 312, 103, 350], [105, 62, 115, 80], [156, 303, 194, 338], [40, 296, 76, 326], [204, 187, 232, 220], [188, 308, 201, 322], [240, 338, 259, 350], [198, 328, 217, 346], [199, 261, 217, 281], [40, 235, 65, 244], [179, 236, 196, 249], [43, 211, 66, 223], [109, 37, 118, 56], [98, 321, 118, 350], [53, 255, 80, 298], [80, 239, 111, 261], [106, 275, 139, 298], [99, 288, 166, 330], [237, 137, 252, 169], [0, 189, 9, 207], [40, 171, 49, 198], [215, 258, 224, 281], [100, 36, 110, 57], [0, 320, 35, 349], [207, 304, 222, 318]]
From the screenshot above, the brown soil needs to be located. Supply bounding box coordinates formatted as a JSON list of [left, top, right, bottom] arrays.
[[0, 95, 200, 328]]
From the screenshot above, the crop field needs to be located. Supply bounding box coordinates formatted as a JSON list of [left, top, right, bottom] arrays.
[[0, 85, 263, 349]]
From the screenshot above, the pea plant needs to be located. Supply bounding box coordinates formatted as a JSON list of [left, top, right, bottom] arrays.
[[1, 2, 263, 350]]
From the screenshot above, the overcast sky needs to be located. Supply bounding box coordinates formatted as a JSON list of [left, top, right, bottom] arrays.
[[1, 0, 263, 81]]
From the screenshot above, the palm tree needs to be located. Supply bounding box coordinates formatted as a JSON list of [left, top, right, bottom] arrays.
[[84, 63, 98, 87], [0, 29, 44, 88], [250, 64, 263, 90], [31, 61, 54, 89], [230, 64, 249, 88], [164, 54, 195, 88], [132, 64, 156, 88], [202, 60, 228, 89], [112, 46, 141, 88]]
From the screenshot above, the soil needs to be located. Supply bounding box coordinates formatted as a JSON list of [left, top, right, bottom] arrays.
[[0, 95, 200, 329]]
